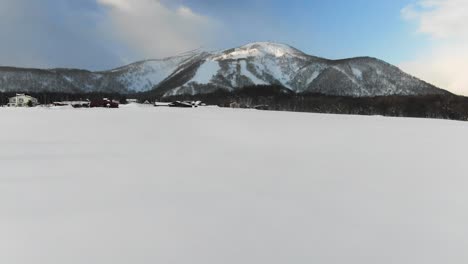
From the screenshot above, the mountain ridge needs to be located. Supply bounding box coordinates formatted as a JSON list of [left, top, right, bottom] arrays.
[[0, 42, 449, 97]]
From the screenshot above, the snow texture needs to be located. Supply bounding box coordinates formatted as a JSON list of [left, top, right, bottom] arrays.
[[190, 60, 220, 84], [212, 42, 302, 60], [352, 67, 363, 80], [239, 60, 267, 85], [1, 106, 468, 264], [306, 71, 320, 85]]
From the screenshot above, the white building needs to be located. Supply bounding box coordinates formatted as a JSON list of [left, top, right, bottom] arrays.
[[8, 94, 39, 107]]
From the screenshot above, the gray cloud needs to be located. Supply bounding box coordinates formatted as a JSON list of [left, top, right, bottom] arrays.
[[0, 0, 122, 70], [0, 0, 219, 70]]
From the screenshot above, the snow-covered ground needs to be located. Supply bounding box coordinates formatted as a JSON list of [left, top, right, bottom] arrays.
[[1, 106, 468, 264]]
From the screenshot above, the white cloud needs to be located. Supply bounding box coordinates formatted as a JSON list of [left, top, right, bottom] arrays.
[[96, 0, 219, 60], [400, 0, 468, 95]]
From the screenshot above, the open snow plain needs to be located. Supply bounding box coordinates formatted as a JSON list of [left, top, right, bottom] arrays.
[[1, 106, 468, 264]]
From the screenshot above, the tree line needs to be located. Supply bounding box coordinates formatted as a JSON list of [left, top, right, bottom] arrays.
[[161, 85, 468, 121], [2, 85, 468, 121]]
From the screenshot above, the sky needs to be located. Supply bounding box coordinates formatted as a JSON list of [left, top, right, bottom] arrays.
[[0, 0, 467, 95]]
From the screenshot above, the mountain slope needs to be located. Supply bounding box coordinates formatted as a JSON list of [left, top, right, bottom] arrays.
[[0, 42, 449, 97], [0, 52, 199, 94], [158, 42, 447, 97]]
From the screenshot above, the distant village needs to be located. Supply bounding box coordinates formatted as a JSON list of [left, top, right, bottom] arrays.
[[0, 93, 195, 108], [0, 93, 267, 109], [2, 91, 468, 121]]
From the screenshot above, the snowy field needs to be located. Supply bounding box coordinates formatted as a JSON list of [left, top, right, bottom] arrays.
[[1, 105, 468, 264]]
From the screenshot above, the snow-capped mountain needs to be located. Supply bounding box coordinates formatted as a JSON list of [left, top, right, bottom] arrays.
[[0, 42, 448, 97], [0, 52, 200, 94]]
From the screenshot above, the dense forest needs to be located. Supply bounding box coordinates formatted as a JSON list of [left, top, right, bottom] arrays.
[[1, 85, 468, 121], [160, 85, 468, 121]]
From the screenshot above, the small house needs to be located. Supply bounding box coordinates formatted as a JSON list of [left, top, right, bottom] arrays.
[[90, 98, 119, 108], [8, 94, 38, 107], [230, 102, 240, 108], [168, 101, 205, 108], [169, 101, 194, 108], [154, 102, 171, 107], [254, 105, 269, 110]]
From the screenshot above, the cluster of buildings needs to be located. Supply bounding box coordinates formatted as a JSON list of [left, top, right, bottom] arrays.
[[2, 94, 208, 109], [3, 94, 259, 110], [3, 94, 121, 108]]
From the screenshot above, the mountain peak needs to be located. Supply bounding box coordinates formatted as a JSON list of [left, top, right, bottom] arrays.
[[212, 42, 304, 60], [239, 42, 300, 54]]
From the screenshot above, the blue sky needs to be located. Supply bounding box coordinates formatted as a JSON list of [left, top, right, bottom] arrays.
[[0, 0, 424, 68], [175, 0, 428, 63], [0, 0, 467, 94]]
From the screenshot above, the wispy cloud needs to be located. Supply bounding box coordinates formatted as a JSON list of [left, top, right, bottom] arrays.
[[97, 0, 220, 61], [400, 0, 468, 95]]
